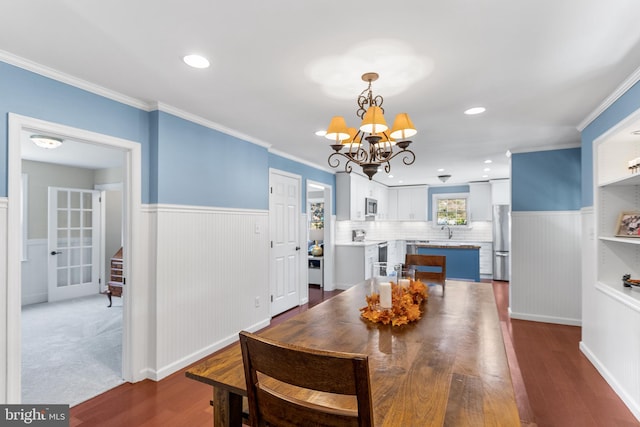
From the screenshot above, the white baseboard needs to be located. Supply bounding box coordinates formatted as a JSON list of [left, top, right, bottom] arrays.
[[509, 308, 581, 326], [148, 318, 271, 381], [580, 341, 640, 421]]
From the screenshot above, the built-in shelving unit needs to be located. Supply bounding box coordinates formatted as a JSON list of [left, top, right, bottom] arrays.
[[596, 138, 640, 311]]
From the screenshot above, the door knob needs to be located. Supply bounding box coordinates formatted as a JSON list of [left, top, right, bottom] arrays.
[[295, 246, 301, 251], [50, 251, 62, 255]]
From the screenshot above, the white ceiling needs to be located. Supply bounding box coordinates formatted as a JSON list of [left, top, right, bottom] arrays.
[[4, 1, 640, 184]]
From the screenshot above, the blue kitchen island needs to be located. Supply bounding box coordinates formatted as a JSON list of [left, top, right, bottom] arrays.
[[416, 244, 480, 282]]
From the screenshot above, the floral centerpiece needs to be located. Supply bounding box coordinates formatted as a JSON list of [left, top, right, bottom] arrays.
[[360, 279, 428, 326]]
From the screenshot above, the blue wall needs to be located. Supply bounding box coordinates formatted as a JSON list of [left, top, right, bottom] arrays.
[[268, 153, 336, 214], [0, 61, 150, 199], [155, 111, 269, 208], [581, 80, 640, 207], [0, 60, 333, 211], [512, 148, 581, 211], [427, 185, 469, 221]]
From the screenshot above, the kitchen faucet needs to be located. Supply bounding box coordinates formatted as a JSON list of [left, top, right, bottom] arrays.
[[441, 225, 453, 240]]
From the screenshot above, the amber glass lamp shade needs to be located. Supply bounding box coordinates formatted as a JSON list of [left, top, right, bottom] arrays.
[[360, 106, 388, 134], [390, 113, 417, 140], [325, 116, 350, 142]]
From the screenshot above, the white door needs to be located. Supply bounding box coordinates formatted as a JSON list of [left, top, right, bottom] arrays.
[[270, 170, 301, 315], [48, 187, 101, 302]]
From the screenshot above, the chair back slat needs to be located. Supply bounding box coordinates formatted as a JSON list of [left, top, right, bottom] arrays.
[[405, 254, 446, 293]]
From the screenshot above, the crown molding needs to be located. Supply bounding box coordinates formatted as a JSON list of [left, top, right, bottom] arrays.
[[508, 141, 581, 155], [153, 102, 272, 149], [0, 49, 150, 111], [577, 64, 640, 131], [268, 147, 335, 175]]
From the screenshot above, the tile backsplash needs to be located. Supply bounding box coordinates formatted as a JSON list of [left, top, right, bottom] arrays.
[[335, 220, 493, 242]]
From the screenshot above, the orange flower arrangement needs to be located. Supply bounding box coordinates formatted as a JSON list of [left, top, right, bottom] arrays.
[[360, 279, 428, 326]]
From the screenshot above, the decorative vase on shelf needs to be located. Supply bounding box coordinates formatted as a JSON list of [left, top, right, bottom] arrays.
[[309, 228, 324, 256]]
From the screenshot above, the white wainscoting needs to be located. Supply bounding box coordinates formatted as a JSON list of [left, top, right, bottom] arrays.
[[149, 204, 271, 380], [510, 210, 582, 325], [580, 207, 640, 420], [0, 198, 8, 402], [21, 239, 47, 306]]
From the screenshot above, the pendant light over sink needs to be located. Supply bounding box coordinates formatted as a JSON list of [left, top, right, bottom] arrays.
[[324, 72, 417, 180]]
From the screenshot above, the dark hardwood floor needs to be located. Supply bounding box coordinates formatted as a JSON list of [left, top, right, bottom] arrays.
[[69, 283, 639, 427]]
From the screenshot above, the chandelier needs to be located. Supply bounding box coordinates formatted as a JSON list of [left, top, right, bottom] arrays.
[[325, 72, 417, 180]]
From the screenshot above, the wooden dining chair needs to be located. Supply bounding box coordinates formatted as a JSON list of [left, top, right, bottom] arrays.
[[405, 254, 446, 294], [239, 330, 374, 427]]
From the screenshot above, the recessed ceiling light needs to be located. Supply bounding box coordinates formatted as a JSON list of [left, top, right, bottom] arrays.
[[437, 168, 445, 172], [484, 168, 491, 172], [399, 180, 404, 184], [388, 175, 394, 178], [482, 174, 489, 178], [484, 159, 492, 164], [505, 150, 512, 158], [464, 107, 486, 115], [183, 54, 210, 69], [315, 130, 327, 136]]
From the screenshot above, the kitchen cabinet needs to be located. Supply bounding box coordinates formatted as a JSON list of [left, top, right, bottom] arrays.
[[394, 185, 428, 221], [336, 172, 367, 220], [427, 240, 492, 276], [491, 179, 510, 205], [469, 182, 492, 221], [336, 173, 389, 220], [371, 181, 389, 220], [478, 242, 493, 276], [416, 244, 480, 282], [335, 243, 378, 289]]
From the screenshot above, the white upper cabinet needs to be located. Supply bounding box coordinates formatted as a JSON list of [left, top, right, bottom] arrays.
[[336, 172, 367, 220], [336, 173, 389, 220], [490, 179, 511, 205], [395, 186, 428, 221], [469, 182, 492, 221]]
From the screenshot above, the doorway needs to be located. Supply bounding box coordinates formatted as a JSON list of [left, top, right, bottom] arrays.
[[5, 113, 142, 403], [306, 180, 333, 292]]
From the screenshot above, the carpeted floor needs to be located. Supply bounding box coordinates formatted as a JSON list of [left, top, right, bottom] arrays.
[[21, 293, 125, 406]]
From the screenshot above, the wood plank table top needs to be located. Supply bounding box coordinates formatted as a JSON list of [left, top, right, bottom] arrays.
[[186, 280, 521, 426]]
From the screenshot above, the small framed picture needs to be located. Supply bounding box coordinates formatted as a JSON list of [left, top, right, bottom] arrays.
[[616, 212, 640, 237]]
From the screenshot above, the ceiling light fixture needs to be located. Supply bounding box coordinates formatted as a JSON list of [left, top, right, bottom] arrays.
[[30, 134, 63, 149], [438, 174, 451, 183], [183, 54, 210, 69], [464, 107, 486, 115], [324, 72, 417, 180]]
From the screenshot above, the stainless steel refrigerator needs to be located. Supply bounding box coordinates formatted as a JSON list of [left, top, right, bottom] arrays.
[[492, 205, 510, 281]]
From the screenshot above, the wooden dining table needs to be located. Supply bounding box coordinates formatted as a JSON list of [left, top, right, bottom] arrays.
[[186, 280, 521, 426]]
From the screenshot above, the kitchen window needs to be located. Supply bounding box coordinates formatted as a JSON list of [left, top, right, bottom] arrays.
[[433, 193, 468, 226]]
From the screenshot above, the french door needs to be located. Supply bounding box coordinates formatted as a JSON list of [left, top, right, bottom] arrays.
[[48, 187, 101, 302]]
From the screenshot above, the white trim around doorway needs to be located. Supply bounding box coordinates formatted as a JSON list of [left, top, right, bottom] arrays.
[[5, 113, 146, 403]]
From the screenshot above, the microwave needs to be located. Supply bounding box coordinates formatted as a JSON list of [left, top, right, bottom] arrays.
[[365, 197, 378, 215]]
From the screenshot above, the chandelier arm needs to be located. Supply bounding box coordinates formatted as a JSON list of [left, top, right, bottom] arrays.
[[383, 149, 416, 166]]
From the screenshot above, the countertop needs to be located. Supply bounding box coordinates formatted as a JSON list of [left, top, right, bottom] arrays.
[[335, 240, 386, 247], [416, 243, 481, 249]]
